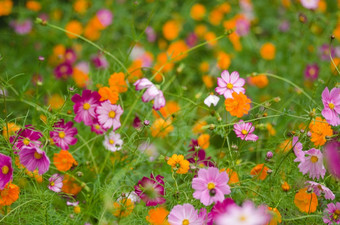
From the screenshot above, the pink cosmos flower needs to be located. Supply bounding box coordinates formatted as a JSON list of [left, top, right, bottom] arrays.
[[50, 119, 78, 150], [66, 201, 79, 206], [324, 140, 340, 179], [64, 48, 77, 64], [134, 174, 165, 206], [71, 89, 101, 126], [103, 131, 123, 152], [91, 53, 109, 69], [215, 70, 245, 99], [235, 18, 250, 36], [298, 148, 326, 180], [293, 136, 304, 162], [0, 154, 13, 190], [301, 0, 319, 9], [215, 201, 270, 225], [10, 19, 33, 35], [90, 118, 107, 135], [321, 87, 340, 126], [19, 146, 50, 175], [208, 198, 236, 225], [10, 125, 43, 152], [323, 202, 340, 225], [54, 62, 73, 79], [96, 100, 123, 130], [48, 173, 63, 193], [305, 181, 335, 200], [96, 9, 113, 28], [192, 167, 231, 206], [233, 120, 258, 141], [304, 63, 319, 81], [134, 78, 166, 110], [168, 204, 207, 225], [145, 26, 156, 42]]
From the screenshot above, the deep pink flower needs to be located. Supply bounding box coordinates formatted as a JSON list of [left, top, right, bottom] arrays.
[[19, 146, 50, 175], [91, 53, 109, 69], [186, 32, 198, 47], [233, 120, 258, 141], [96, 100, 123, 130], [168, 204, 207, 225], [134, 78, 166, 110], [305, 181, 335, 200], [0, 154, 13, 190], [97, 9, 113, 28], [64, 48, 77, 64], [103, 131, 123, 152], [71, 89, 101, 126], [192, 167, 231, 206], [324, 140, 340, 179], [323, 202, 340, 224], [48, 173, 63, 193], [321, 87, 340, 126], [208, 198, 236, 225], [50, 119, 78, 150], [90, 118, 107, 135], [10, 125, 43, 153], [134, 174, 165, 206], [54, 62, 73, 79], [298, 148, 326, 180], [304, 63, 319, 81], [215, 70, 245, 99]]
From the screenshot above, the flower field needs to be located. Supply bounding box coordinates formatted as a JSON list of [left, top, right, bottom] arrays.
[[0, 0, 339, 224]]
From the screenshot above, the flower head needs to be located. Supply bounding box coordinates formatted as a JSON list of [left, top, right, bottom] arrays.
[[134, 174, 165, 206], [321, 87, 340, 126], [134, 78, 166, 110], [50, 119, 78, 150], [167, 154, 190, 174], [103, 131, 123, 152], [298, 148, 326, 180], [250, 164, 270, 180], [0, 154, 13, 190], [53, 150, 77, 172], [305, 181, 335, 200], [301, 0, 319, 9], [225, 92, 251, 118], [208, 198, 236, 225], [204, 94, 220, 107], [304, 63, 319, 81], [324, 140, 340, 179], [309, 117, 333, 146], [48, 173, 63, 193], [112, 198, 134, 218], [54, 62, 73, 79], [146, 207, 169, 225], [168, 203, 207, 225], [323, 202, 340, 224], [18, 146, 50, 175], [150, 118, 174, 138], [0, 183, 20, 206], [215, 70, 245, 99], [294, 188, 318, 213], [96, 100, 123, 130], [10, 125, 42, 152], [233, 120, 258, 141], [96, 9, 113, 28]]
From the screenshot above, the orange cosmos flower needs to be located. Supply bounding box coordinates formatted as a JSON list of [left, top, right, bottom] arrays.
[[250, 164, 270, 180], [108, 72, 128, 93], [153, 101, 180, 119], [150, 119, 174, 138], [65, 20, 83, 39], [209, 9, 223, 26], [281, 181, 290, 192], [73, 67, 89, 88], [294, 188, 318, 213], [73, 0, 89, 14], [198, 134, 210, 149], [190, 3, 206, 21], [146, 207, 170, 225], [309, 117, 333, 147], [0, 0, 13, 16], [128, 59, 143, 83], [53, 150, 78, 172], [61, 174, 82, 196], [225, 92, 251, 118], [48, 94, 65, 110], [26, 1, 41, 11], [98, 86, 119, 104], [2, 122, 20, 139], [0, 183, 20, 206], [194, 24, 207, 38], [248, 74, 269, 88], [167, 40, 189, 62], [220, 168, 240, 185], [267, 207, 282, 225], [112, 198, 134, 218], [162, 20, 180, 41], [260, 43, 276, 60], [217, 51, 231, 70], [202, 75, 214, 89], [192, 120, 207, 134], [167, 154, 190, 174]]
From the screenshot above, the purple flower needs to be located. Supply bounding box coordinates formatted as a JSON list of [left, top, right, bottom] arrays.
[[278, 20, 290, 32], [134, 174, 165, 206], [323, 202, 340, 224], [192, 167, 231, 206], [96, 100, 123, 130], [298, 148, 326, 180], [10, 19, 33, 35], [48, 173, 63, 193], [233, 120, 258, 141], [215, 70, 245, 99], [103, 131, 123, 152], [235, 17, 250, 36], [64, 49, 77, 64], [186, 32, 198, 48], [96, 9, 113, 28], [145, 26, 156, 42], [50, 119, 78, 150], [134, 78, 166, 110], [305, 181, 335, 200], [0, 154, 13, 190], [168, 204, 207, 225], [208, 198, 236, 225], [10, 125, 43, 152], [324, 140, 340, 179], [319, 44, 335, 61], [19, 146, 50, 175], [71, 89, 101, 126], [321, 87, 340, 126], [54, 62, 73, 79], [304, 63, 319, 81]]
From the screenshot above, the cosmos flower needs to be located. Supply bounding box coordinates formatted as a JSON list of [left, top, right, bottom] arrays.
[[134, 174, 165, 206], [300, 0, 319, 10], [96, 100, 123, 130], [204, 94, 220, 107], [168, 204, 207, 225], [323, 202, 340, 225], [96, 9, 113, 28], [54, 62, 73, 79], [233, 120, 258, 141], [225, 92, 251, 118], [304, 63, 319, 81], [321, 87, 340, 126], [0, 154, 13, 190], [324, 140, 340, 179], [208, 198, 236, 225], [215, 70, 245, 99], [134, 78, 166, 110], [10, 125, 42, 152], [18, 146, 50, 175], [48, 173, 63, 193], [167, 154, 190, 174], [103, 131, 123, 152], [298, 148, 326, 180], [305, 181, 335, 200], [9, 19, 32, 35], [50, 119, 78, 150]]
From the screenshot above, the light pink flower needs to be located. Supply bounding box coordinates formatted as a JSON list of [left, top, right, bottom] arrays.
[[192, 167, 231, 206], [301, 0, 319, 9], [134, 78, 166, 110], [168, 204, 207, 225], [96, 100, 123, 130], [298, 148, 326, 180], [233, 120, 258, 141], [103, 131, 123, 152], [306, 181, 335, 200], [48, 173, 63, 193], [293, 136, 304, 162], [323, 202, 340, 224], [19, 146, 50, 175], [321, 87, 340, 126], [215, 70, 245, 99], [96, 9, 113, 27]]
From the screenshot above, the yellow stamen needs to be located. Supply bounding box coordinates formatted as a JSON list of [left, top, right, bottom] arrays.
[[227, 83, 233, 89], [239, 215, 247, 221], [329, 103, 335, 110], [182, 219, 189, 225], [109, 139, 115, 145], [241, 130, 248, 135], [1, 166, 9, 175], [50, 181, 55, 186], [34, 152, 42, 159], [58, 131, 66, 138], [207, 182, 215, 190], [83, 103, 90, 110], [23, 138, 30, 146], [310, 156, 318, 163], [95, 125, 100, 130], [109, 111, 116, 118]]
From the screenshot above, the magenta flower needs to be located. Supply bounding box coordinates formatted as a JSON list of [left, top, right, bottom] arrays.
[[215, 70, 245, 99], [50, 119, 78, 150], [10, 125, 43, 152], [91, 53, 109, 69], [0, 154, 13, 190], [192, 167, 231, 206], [233, 120, 258, 141], [133, 78, 166, 110], [186, 32, 198, 47], [187, 140, 215, 168], [9, 19, 32, 35], [305, 181, 335, 200], [90, 118, 107, 135], [321, 87, 340, 126], [64, 48, 77, 64], [323, 202, 340, 225], [304, 63, 319, 81], [48, 173, 63, 193], [103, 131, 123, 152], [96, 100, 123, 130], [168, 204, 207, 225], [19, 146, 50, 175], [324, 141, 340, 179], [71, 89, 101, 126], [298, 148, 326, 180], [319, 44, 335, 61], [96, 9, 113, 28], [54, 62, 73, 79], [208, 198, 236, 225], [134, 174, 165, 206]]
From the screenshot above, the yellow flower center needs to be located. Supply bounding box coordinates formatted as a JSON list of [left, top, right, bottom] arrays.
[[329, 103, 335, 109], [1, 166, 9, 175], [50, 181, 55, 186], [58, 131, 66, 138], [83, 103, 91, 110], [34, 152, 42, 159], [109, 111, 116, 118], [207, 182, 215, 190], [109, 139, 115, 145], [310, 156, 318, 163], [182, 219, 189, 225], [309, 68, 315, 75], [23, 138, 30, 146], [227, 83, 233, 89], [241, 129, 248, 135], [333, 210, 340, 220], [239, 215, 247, 221], [95, 124, 100, 130]]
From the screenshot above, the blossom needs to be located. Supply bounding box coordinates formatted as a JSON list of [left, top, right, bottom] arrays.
[[319, 44, 335, 61], [150, 118, 174, 138], [321, 87, 340, 126], [9, 19, 32, 35], [48, 173, 63, 193], [260, 43, 275, 60], [323, 202, 340, 224], [208, 198, 236, 225], [187, 148, 215, 169], [304, 63, 319, 81], [167, 154, 190, 174], [267, 207, 282, 225], [309, 117, 333, 146], [146, 207, 169, 225], [0, 183, 20, 206], [109, 72, 128, 93], [134, 174, 165, 206], [192, 167, 231, 206], [91, 53, 109, 69], [204, 94, 220, 107], [90, 118, 107, 135], [112, 198, 134, 218], [293, 136, 304, 162], [305, 181, 335, 200], [54, 62, 73, 79], [233, 120, 258, 141], [138, 142, 158, 161], [250, 164, 270, 180], [103, 131, 123, 152], [0, 154, 13, 190], [98, 86, 119, 104], [168, 204, 207, 225], [134, 78, 166, 110], [50, 119, 78, 150], [71, 89, 101, 126], [215, 70, 245, 99], [96, 9, 113, 28], [9, 125, 42, 152], [61, 174, 82, 196], [53, 150, 77, 172], [294, 188, 318, 213], [18, 146, 50, 175], [301, 0, 319, 10], [298, 148, 326, 180], [324, 140, 340, 179], [225, 92, 251, 118], [96, 100, 123, 130], [198, 133, 210, 149]]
